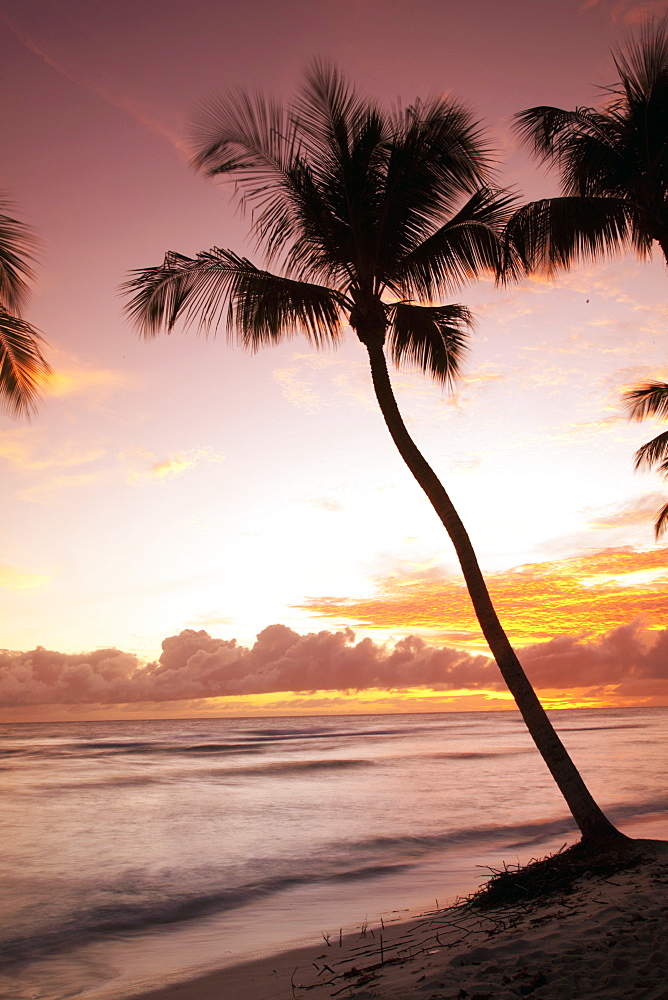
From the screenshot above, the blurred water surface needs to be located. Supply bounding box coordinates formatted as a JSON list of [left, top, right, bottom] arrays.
[[2, 707, 667, 999]]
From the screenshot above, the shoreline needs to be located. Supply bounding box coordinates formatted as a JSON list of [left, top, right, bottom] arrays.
[[131, 838, 668, 1000]]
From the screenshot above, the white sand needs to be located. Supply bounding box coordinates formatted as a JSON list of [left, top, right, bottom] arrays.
[[134, 839, 668, 1000]]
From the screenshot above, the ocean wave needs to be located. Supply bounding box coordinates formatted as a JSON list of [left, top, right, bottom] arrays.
[[556, 724, 645, 732], [229, 758, 371, 776], [2, 793, 666, 970], [345, 794, 668, 858], [0, 861, 411, 969], [427, 749, 534, 760], [244, 725, 415, 740]]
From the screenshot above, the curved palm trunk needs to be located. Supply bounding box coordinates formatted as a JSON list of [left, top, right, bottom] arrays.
[[364, 338, 625, 846]]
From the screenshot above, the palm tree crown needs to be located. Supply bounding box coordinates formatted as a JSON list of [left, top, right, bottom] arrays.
[[625, 380, 668, 536], [126, 63, 517, 377], [125, 65, 623, 847], [510, 18, 668, 270], [0, 194, 51, 418]]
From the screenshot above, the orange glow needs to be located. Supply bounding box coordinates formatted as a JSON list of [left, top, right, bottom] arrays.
[[2, 681, 659, 725], [299, 547, 668, 648]]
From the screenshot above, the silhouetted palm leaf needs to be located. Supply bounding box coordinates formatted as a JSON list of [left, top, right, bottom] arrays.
[[633, 430, 668, 470], [624, 381, 668, 536], [0, 309, 50, 418], [0, 196, 38, 315], [124, 248, 346, 349], [655, 499, 668, 536], [0, 196, 49, 417], [387, 302, 471, 386], [507, 196, 638, 273], [513, 18, 668, 269], [625, 380, 668, 420]]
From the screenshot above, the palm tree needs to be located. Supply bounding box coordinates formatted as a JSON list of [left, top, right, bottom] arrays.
[[125, 64, 623, 846], [511, 19, 668, 539], [0, 194, 51, 417], [625, 381, 668, 536], [510, 18, 668, 272]]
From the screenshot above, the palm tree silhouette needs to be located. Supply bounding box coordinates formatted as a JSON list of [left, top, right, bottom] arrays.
[[625, 381, 668, 536], [511, 21, 668, 534], [125, 64, 623, 846], [0, 194, 50, 417], [511, 18, 668, 271]]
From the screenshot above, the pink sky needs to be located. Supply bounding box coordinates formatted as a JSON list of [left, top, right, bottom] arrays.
[[1, 0, 667, 720]]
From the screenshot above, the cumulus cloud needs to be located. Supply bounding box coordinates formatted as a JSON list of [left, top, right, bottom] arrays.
[[520, 620, 668, 689], [1, 621, 667, 708]]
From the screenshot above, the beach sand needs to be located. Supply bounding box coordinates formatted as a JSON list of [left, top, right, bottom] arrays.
[[134, 838, 668, 1000]]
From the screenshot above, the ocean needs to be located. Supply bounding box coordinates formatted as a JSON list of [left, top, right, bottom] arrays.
[[2, 707, 667, 1000]]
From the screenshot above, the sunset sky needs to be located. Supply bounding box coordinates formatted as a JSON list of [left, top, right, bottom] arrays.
[[1, 0, 667, 721]]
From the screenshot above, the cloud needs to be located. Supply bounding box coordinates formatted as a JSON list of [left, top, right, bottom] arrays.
[[18, 468, 116, 505], [0, 626, 493, 707], [300, 497, 343, 512], [298, 547, 668, 644], [273, 367, 323, 412], [0, 430, 106, 472], [47, 366, 129, 398], [619, 1, 668, 25], [2, 618, 668, 710], [123, 446, 222, 482], [586, 494, 668, 530], [0, 565, 49, 589], [444, 365, 508, 411], [520, 619, 667, 688]]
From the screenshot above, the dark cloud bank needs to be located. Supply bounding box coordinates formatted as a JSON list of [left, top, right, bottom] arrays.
[[1, 620, 667, 707]]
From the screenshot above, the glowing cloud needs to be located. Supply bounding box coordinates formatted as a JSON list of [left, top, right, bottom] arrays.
[[47, 366, 128, 398], [123, 446, 223, 482], [0, 431, 106, 472], [1, 620, 666, 715], [298, 547, 668, 646]]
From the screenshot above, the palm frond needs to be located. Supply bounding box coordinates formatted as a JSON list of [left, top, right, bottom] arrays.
[[190, 87, 294, 181], [123, 248, 346, 350], [0, 309, 51, 418], [624, 380, 668, 420], [190, 88, 317, 265], [394, 95, 493, 196], [633, 430, 668, 470], [654, 499, 668, 538], [283, 98, 389, 285], [292, 60, 376, 164], [513, 106, 610, 163], [0, 196, 38, 314], [612, 17, 668, 106], [386, 301, 471, 386], [393, 187, 518, 297], [227, 261, 347, 350], [505, 196, 637, 272], [366, 99, 495, 282]]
